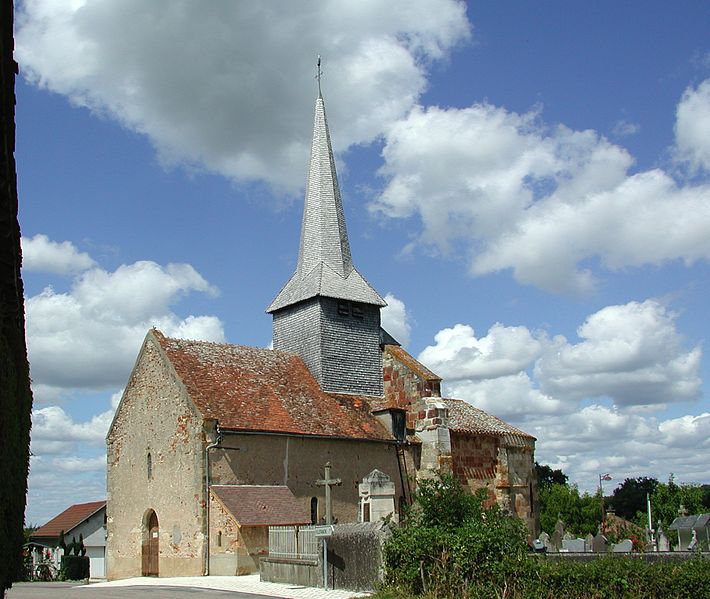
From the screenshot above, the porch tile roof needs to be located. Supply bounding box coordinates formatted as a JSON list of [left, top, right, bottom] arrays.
[[211, 485, 311, 527], [445, 399, 535, 440]]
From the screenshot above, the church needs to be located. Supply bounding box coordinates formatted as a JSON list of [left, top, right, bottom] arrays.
[[106, 87, 538, 579]]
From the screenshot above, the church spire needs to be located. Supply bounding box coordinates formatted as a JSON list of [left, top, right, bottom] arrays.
[[267, 84, 385, 313]]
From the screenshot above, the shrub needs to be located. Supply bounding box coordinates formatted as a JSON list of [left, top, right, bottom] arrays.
[[60, 555, 89, 581]]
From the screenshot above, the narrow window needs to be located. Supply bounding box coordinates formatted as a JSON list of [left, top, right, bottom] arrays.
[[147, 452, 152, 480], [310, 497, 318, 524], [363, 502, 370, 523], [337, 301, 349, 316], [217, 531, 222, 547], [351, 303, 364, 318]]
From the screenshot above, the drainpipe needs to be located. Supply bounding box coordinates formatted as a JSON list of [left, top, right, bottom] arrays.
[[204, 426, 222, 576]]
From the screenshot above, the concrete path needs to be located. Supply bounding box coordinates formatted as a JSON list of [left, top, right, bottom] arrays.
[[88, 575, 370, 599]]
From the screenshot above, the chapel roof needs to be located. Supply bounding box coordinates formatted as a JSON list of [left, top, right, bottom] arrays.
[[385, 344, 441, 382], [31, 501, 106, 539], [267, 94, 385, 313], [445, 398, 535, 440], [153, 330, 393, 441], [211, 485, 311, 527]]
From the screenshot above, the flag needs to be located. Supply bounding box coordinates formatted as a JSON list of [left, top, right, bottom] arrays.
[[600, 473, 612, 481]]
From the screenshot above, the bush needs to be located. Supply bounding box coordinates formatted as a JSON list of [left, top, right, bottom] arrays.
[[60, 555, 89, 581], [379, 474, 710, 598]]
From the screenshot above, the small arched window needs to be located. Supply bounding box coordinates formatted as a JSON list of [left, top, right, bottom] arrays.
[[147, 452, 153, 480], [310, 497, 318, 524], [217, 531, 222, 547]]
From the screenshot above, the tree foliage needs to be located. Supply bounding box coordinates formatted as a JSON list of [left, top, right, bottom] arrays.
[[535, 462, 568, 488], [539, 483, 603, 536], [650, 476, 705, 529], [609, 477, 658, 521]]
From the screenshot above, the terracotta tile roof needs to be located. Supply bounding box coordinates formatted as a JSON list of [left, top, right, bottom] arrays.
[[211, 485, 311, 527], [153, 330, 393, 441], [385, 345, 441, 381], [445, 399, 535, 440], [31, 501, 106, 540]]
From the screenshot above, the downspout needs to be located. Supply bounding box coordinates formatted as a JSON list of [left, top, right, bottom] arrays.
[[204, 425, 222, 576]]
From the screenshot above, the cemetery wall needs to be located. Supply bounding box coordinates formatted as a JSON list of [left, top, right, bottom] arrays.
[[107, 336, 206, 579]]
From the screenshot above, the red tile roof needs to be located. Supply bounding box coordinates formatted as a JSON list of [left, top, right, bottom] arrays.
[[445, 399, 535, 440], [31, 501, 106, 540], [211, 485, 311, 527], [153, 330, 393, 441]]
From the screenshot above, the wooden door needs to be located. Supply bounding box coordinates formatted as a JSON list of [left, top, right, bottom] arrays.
[[142, 511, 159, 576]]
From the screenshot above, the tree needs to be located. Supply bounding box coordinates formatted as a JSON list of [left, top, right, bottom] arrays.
[[535, 462, 568, 488], [539, 483, 602, 536], [650, 476, 704, 529], [609, 477, 658, 521]]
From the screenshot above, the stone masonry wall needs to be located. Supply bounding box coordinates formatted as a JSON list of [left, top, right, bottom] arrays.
[[106, 335, 206, 579], [209, 434, 410, 524]]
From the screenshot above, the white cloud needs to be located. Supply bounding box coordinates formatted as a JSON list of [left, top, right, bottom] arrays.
[[373, 98, 710, 294], [419, 322, 544, 381], [26, 240, 225, 391], [22, 234, 95, 275], [381, 292, 412, 346], [15, 0, 470, 192], [611, 119, 640, 137], [31, 405, 113, 455], [536, 300, 702, 406], [675, 78, 710, 173]]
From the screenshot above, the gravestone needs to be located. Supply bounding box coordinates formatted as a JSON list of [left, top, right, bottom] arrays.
[[358, 469, 396, 523], [538, 531, 553, 552], [657, 528, 670, 552], [612, 539, 633, 552], [585, 533, 594, 552], [563, 531, 573, 541], [562, 538, 586, 553], [550, 520, 565, 551], [592, 532, 608, 553]]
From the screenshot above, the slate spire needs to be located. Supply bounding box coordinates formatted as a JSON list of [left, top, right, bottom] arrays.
[[267, 92, 385, 313]]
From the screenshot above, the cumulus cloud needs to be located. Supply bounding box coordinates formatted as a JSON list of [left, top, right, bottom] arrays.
[[418, 300, 701, 415], [373, 97, 710, 294], [31, 405, 113, 455], [419, 323, 544, 381], [25, 238, 225, 391], [22, 234, 96, 275], [536, 300, 702, 406], [381, 292, 412, 346], [15, 0, 470, 193], [415, 299, 706, 489], [675, 78, 710, 173]]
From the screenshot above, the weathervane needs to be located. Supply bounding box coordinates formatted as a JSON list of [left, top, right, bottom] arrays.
[[316, 55, 323, 95]]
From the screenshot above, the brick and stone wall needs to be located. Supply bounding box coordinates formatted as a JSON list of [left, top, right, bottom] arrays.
[[106, 336, 207, 579]]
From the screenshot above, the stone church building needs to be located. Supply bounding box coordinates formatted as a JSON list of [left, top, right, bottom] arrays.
[[106, 89, 537, 579]]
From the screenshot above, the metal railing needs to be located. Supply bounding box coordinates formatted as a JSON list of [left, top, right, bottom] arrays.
[[268, 525, 318, 560]]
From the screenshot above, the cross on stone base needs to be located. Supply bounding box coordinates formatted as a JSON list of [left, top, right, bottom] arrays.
[[316, 462, 341, 524]]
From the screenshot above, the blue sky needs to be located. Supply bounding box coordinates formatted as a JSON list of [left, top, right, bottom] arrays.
[[14, 0, 710, 524]]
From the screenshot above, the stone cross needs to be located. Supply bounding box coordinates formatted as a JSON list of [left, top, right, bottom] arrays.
[[316, 462, 342, 524]]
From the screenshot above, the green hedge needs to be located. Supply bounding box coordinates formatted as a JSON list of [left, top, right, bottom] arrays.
[[60, 555, 89, 581]]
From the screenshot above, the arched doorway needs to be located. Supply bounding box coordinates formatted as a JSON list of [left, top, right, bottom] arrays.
[[142, 510, 159, 577]]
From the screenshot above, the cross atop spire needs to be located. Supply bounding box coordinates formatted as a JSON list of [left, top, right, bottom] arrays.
[[316, 55, 323, 97], [267, 90, 385, 313]]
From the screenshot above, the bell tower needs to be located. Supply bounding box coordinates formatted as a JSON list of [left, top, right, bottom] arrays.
[[267, 80, 386, 396]]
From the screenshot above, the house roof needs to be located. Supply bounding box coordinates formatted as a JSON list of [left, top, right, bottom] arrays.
[[445, 399, 535, 440], [267, 94, 385, 313], [31, 501, 106, 540], [211, 485, 311, 527], [153, 330, 393, 441]]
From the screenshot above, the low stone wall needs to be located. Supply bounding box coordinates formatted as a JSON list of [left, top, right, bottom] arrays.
[[539, 551, 709, 564]]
